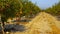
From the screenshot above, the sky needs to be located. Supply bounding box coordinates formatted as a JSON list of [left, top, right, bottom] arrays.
[[30, 0, 60, 9]]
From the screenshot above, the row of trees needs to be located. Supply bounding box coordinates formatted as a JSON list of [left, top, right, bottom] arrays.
[[18, 0, 41, 17], [45, 2, 60, 16], [0, 0, 41, 25]]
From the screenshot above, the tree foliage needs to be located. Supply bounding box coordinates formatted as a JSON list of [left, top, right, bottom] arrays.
[[0, 0, 20, 21], [18, 0, 41, 17]]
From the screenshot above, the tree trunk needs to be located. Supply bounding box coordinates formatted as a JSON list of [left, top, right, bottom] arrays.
[[1, 17, 5, 34], [1, 21, 5, 34]]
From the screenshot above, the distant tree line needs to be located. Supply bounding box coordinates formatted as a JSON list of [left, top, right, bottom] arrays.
[[45, 2, 60, 16]]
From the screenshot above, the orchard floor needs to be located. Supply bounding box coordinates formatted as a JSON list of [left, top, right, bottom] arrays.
[[5, 12, 60, 34]]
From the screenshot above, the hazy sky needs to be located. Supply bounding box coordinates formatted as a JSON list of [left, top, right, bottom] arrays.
[[30, 0, 59, 9]]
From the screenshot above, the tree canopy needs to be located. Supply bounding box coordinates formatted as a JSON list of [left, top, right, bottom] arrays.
[[17, 0, 41, 17], [0, 0, 41, 22]]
